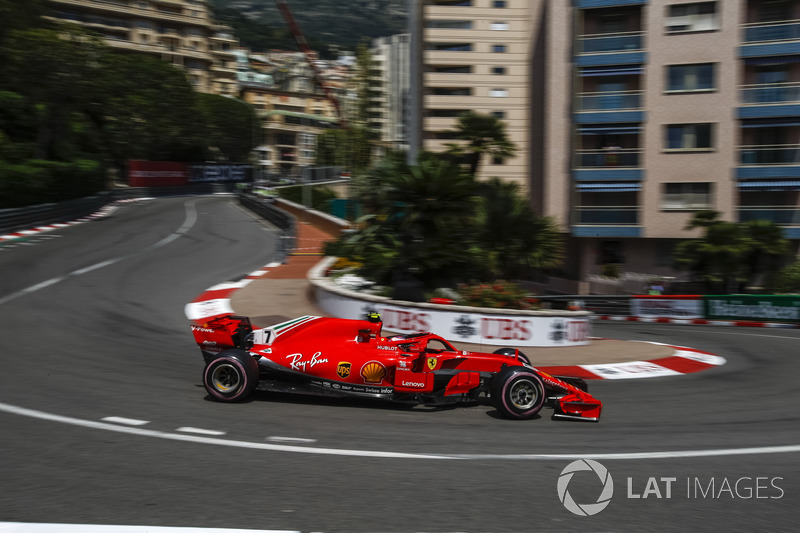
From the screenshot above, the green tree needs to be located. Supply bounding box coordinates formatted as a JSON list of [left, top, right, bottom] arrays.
[[0, 0, 46, 49], [445, 111, 517, 178], [741, 219, 790, 290], [0, 23, 108, 205], [316, 126, 374, 173], [196, 94, 258, 162], [674, 211, 790, 293], [476, 178, 564, 279], [776, 259, 800, 293], [326, 154, 482, 292], [1, 25, 106, 161], [93, 53, 206, 172]]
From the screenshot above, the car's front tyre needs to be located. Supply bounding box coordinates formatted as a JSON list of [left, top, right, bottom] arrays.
[[203, 349, 259, 402], [491, 366, 545, 420]]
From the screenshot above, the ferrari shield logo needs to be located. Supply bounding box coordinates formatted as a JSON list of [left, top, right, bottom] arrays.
[[427, 357, 437, 371], [337, 362, 351, 379]]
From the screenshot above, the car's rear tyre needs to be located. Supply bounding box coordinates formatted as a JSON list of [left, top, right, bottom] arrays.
[[493, 348, 531, 366], [203, 349, 259, 402], [491, 366, 545, 420]]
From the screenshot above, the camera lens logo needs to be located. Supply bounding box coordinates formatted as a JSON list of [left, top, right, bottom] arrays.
[[557, 459, 614, 516]]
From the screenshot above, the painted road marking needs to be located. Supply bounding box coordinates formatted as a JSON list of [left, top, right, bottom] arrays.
[[177, 427, 227, 436], [101, 416, 149, 426], [0, 523, 299, 533], [266, 436, 318, 443], [1, 401, 798, 461]]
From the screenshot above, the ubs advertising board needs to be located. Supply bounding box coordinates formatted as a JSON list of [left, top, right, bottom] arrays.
[[630, 295, 703, 319], [315, 289, 592, 348]]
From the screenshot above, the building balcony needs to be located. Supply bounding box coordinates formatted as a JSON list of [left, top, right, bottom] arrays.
[[574, 206, 639, 225], [153, 0, 185, 7], [49, 0, 210, 26], [574, 148, 642, 169], [740, 21, 800, 58], [740, 82, 800, 105], [576, 0, 647, 7], [576, 90, 642, 112], [572, 205, 642, 237], [738, 207, 800, 225], [574, 109, 645, 124], [739, 144, 800, 166], [577, 31, 644, 55], [211, 64, 237, 75], [743, 20, 800, 43], [737, 144, 800, 179]]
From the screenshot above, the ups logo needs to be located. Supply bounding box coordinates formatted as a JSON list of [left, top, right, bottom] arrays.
[[337, 362, 352, 379]]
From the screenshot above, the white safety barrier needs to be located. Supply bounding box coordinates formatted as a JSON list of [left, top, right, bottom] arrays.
[[309, 258, 591, 348]]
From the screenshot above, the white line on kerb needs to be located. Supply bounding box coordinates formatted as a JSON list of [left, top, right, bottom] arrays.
[[1, 401, 798, 461]]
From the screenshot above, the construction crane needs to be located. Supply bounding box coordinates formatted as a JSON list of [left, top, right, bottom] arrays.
[[274, 0, 344, 125]]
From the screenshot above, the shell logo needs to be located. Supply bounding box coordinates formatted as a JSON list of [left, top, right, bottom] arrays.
[[360, 361, 387, 384]]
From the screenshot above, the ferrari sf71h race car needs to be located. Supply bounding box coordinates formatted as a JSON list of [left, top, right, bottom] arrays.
[[191, 313, 602, 421]]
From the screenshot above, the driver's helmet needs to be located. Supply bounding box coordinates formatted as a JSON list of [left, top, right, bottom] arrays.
[[366, 311, 382, 323]]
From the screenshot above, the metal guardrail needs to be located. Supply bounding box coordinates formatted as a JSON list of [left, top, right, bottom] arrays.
[[1, 183, 235, 236], [0, 192, 115, 235], [236, 192, 296, 261], [537, 295, 632, 316]]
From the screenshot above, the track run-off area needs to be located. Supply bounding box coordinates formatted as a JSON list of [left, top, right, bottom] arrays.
[[1, 195, 798, 532]]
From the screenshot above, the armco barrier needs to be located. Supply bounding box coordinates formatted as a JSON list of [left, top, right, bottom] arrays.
[[1, 183, 236, 236], [0, 192, 115, 234], [308, 257, 592, 348], [236, 192, 296, 261]]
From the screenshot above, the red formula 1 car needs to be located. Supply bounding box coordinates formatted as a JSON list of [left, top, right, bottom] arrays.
[[191, 313, 602, 421]]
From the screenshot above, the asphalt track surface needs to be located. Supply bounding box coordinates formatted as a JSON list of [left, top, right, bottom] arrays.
[[0, 195, 798, 533]]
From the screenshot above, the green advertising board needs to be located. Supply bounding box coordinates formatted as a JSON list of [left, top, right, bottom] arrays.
[[704, 295, 800, 322]]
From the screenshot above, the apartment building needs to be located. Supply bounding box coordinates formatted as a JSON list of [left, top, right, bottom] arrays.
[[46, 0, 237, 94], [411, 0, 800, 289], [411, 0, 534, 189], [238, 51, 340, 179], [370, 34, 412, 150]]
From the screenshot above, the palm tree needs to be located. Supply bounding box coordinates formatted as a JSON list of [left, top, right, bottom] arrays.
[[741, 219, 790, 290], [674, 211, 790, 293], [476, 178, 564, 279], [445, 111, 517, 178]]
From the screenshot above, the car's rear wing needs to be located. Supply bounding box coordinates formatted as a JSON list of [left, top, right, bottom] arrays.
[[191, 315, 253, 354]]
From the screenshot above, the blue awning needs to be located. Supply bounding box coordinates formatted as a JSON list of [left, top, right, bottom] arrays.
[[579, 66, 644, 77], [741, 118, 800, 128], [738, 180, 800, 190], [576, 182, 641, 192], [577, 124, 641, 135], [744, 55, 800, 65]]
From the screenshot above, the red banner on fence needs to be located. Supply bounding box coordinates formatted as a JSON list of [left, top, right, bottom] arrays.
[[128, 161, 188, 187]]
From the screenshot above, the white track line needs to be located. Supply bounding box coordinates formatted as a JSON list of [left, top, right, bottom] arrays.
[[0, 523, 298, 533], [1, 401, 798, 461]]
